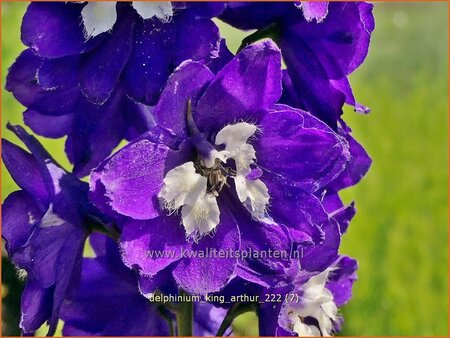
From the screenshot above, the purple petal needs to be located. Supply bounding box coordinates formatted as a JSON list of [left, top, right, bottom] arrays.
[[219, 3, 290, 30], [281, 2, 374, 127], [24, 110, 73, 139], [5, 124, 97, 229], [290, 2, 374, 78], [281, 39, 346, 129], [6, 49, 41, 107], [2, 140, 49, 204], [6, 49, 79, 116], [254, 109, 350, 192], [13, 220, 86, 336], [138, 267, 177, 297], [14, 221, 85, 289], [122, 18, 174, 105], [300, 218, 340, 272], [88, 232, 121, 259], [258, 301, 285, 336], [20, 281, 52, 335], [120, 216, 189, 276], [195, 41, 282, 134], [90, 135, 171, 220], [232, 204, 292, 288], [263, 173, 327, 245], [330, 77, 370, 114], [333, 202, 356, 234], [174, 16, 220, 66], [37, 55, 80, 90], [21, 2, 101, 58], [48, 231, 85, 336], [61, 256, 169, 336], [194, 303, 228, 336], [65, 89, 127, 177], [206, 39, 234, 75], [6, 124, 68, 200], [327, 255, 358, 306], [320, 191, 343, 214], [2, 191, 43, 255], [320, 192, 356, 234], [123, 97, 156, 140], [184, 2, 226, 19], [80, 9, 135, 104], [172, 205, 240, 295], [152, 61, 214, 139], [327, 130, 372, 191]]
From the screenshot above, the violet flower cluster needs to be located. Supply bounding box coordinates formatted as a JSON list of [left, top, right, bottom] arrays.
[[3, 1, 374, 336]]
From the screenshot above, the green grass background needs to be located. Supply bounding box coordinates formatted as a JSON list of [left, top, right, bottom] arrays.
[[1, 2, 448, 336]]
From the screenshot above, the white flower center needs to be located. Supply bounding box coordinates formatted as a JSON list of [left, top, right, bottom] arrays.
[[132, 2, 173, 21], [287, 270, 338, 336], [81, 1, 174, 39], [158, 122, 270, 239]]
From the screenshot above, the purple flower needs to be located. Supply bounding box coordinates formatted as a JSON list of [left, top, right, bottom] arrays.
[[6, 1, 226, 176], [259, 256, 358, 336], [219, 1, 374, 129], [89, 41, 351, 295], [60, 234, 227, 336], [1, 125, 105, 335]]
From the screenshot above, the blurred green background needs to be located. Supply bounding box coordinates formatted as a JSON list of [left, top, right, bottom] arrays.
[[2, 2, 448, 336]]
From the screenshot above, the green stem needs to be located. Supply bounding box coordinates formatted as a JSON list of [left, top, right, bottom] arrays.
[[215, 302, 257, 336], [176, 290, 193, 336], [237, 23, 281, 52], [157, 304, 176, 336], [154, 290, 178, 313], [92, 225, 120, 241], [87, 217, 121, 241]]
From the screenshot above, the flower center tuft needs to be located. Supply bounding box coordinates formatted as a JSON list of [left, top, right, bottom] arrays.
[[193, 157, 236, 197], [158, 100, 270, 239]]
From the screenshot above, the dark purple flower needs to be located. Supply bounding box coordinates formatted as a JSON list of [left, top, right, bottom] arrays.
[[61, 234, 227, 336], [220, 1, 374, 129], [6, 1, 226, 176], [259, 255, 358, 336], [1, 125, 105, 335], [89, 41, 351, 295]]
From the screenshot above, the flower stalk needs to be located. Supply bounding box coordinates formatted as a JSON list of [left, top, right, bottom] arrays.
[[176, 289, 193, 336]]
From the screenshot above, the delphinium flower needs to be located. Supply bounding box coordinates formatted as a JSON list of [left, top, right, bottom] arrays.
[[219, 1, 374, 129], [219, 2, 374, 237], [60, 234, 228, 336], [258, 255, 358, 336], [6, 1, 228, 176], [199, 197, 358, 336], [2, 1, 376, 336], [89, 41, 352, 298], [1, 125, 111, 336]]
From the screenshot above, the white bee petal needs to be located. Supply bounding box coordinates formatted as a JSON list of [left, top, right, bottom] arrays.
[[158, 162, 207, 211], [215, 122, 257, 153], [181, 193, 220, 238], [287, 270, 338, 337], [132, 1, 173, 22], [40, 204, 66, 228], [234, 177, 269, 220], [232, 143, 256, 177], [81, 2, 117, 39]]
